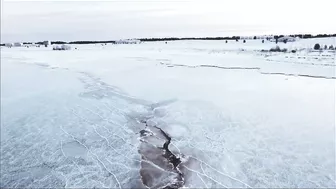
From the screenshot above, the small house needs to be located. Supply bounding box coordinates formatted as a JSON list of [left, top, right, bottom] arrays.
[[53, 44, 71, 50], [43, 41, 51, 47], [14, 42, 23, 47], [5, 43, 14, 47], [115, 39, 140, 44], [277, 36, 296, 42]]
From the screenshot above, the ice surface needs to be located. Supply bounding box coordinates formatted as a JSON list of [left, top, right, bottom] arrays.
[[1, 38, 335, 188]]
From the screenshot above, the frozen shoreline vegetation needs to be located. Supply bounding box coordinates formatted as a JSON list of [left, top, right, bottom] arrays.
[[1, 37, 335, 188]]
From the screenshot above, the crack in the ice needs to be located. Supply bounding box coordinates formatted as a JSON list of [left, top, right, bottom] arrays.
[[160, 62, 336, 80], [197, 173, 209, 188], [60, 139, 89, 185], [182, 165, 229, 188], [138, 120, 185, 189], [153, 126, 182, 169], [62, 70, 253, 188], [188, 155, 252, 188], [160, 62, 260, 70], [67, 107, 140, 163], [60, 124, 122, 189], [260, 72, 336, 79], [265, 58, 335, 66]]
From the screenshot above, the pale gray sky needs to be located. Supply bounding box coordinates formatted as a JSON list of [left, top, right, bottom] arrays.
[[1, 0, 335, 42]]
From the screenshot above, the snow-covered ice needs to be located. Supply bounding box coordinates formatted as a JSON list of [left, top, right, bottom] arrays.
[[1, 38, 335, 188]]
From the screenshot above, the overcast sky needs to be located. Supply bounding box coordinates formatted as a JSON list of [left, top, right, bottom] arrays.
[[1, 0, 335, 42]]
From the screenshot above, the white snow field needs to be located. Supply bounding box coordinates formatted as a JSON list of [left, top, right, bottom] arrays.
[[1, 38, 335, 188]]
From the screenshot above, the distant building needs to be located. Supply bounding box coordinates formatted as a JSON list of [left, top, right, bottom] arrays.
[[277, 36, 296, 42], [43, 41, 51, 47], [5, 43, 14, 47], [115, 39, 140, 44], [53, 44, 71, 50], [240, 35, 274, 40], [240, 36, 249, 40], [14, 42, 23, 47], [265, 35, 275, 40]]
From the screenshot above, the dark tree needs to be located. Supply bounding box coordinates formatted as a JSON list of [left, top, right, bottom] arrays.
[[262, 40, 265, 43], [270, 45, 281, 52], [314, 43, 321, 50], [303, 34, 312, 39], [243, 40, 246, 43], [253, 36, 257, 40], [324, 45, 328, 50], [51, 41, 66, 45]]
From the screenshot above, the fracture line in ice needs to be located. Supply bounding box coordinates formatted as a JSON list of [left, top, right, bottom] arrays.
[[71, 104, 136, 148], [67, 106, 172, 176], [105, 159, 133, 171], [102, 102, 129, 117], [68, 108, 139, 163], [182, 165, 229, 188], [77, 105, 131, 135], [197, 173, 209, 188], [189, 156, 252, 188], [60, 124, 121, 189], [60, 139, 86, 187]]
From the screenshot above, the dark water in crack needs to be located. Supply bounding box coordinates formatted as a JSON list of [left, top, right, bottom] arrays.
[[138, 120, 186, 189]]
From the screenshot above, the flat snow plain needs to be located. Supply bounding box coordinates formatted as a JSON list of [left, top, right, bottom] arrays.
[[1, 38, 335, 188]]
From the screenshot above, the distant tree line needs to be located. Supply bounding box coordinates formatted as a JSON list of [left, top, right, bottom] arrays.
[[68, 41, 116, 44], [272, 34, 336, 39], [1, 33, 335, 46], [140, 34, 336, 42], [139, 36, 240, 42], [51, 41, 67, 44]]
